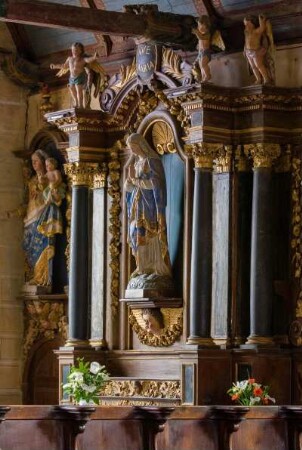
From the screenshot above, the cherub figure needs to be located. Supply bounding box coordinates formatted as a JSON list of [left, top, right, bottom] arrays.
[[192, 15, 225, 83], [41, 157, 64, 204], [50, 42, 107, 108], [243, 15, 275, 85]]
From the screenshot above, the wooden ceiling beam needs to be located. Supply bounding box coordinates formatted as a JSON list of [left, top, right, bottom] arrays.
[[0, 0, 147, 36]]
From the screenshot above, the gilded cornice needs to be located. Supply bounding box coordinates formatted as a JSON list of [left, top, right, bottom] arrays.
[[64, 162, 99, 186], [179, 91, 302, 113], [47, 115, 104, 133], [244, 143, 281, 168], [214, 145, 233, 173]]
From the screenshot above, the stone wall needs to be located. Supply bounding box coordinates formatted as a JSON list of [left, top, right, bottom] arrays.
[[0, 23, 28, 404]]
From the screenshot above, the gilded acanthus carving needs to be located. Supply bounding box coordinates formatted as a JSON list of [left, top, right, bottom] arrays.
[[187, 143, 222, 169], [92, 163, 108, 189], [129, 308, 183, 347], [133, 92, 159, 131], [244, 143, 281, 168], [24, 300, 67, 356], [234, 145, 251, 172], [214, 145, 233, 173], [100, 379, 180, 400], [108, 144, 122, 316], [161, 47, 192, 85], [275, 145, 291, 173], [64, 162, 99, 186]]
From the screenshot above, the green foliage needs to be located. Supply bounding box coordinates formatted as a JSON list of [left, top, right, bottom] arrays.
[[63, 358, 109, 405]]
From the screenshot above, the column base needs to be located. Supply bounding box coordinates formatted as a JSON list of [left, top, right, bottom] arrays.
[[89, 338, 108, 349], [187, 336, 217, 347], [65, 338, 90, 347], [245, 335, 275, 347]]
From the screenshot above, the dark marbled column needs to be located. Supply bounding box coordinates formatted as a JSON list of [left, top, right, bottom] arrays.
[[188, 146, 215, 346], [245, 144, 280, 346], [90, 168, 107, 349], [65, 163, 95, 345]]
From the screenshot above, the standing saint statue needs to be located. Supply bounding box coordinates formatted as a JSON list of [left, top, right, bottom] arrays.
[[124, 133, 173, 292], [0, 150, 66, 291], [23, 150, 66, 289]]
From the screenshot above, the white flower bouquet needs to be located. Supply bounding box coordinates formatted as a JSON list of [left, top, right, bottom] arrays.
[[63, 358, 109, 405]]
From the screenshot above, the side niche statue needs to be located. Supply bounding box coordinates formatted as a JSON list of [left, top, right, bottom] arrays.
[[50, 42, 107, 108], [124, 133, 173, 293], [243, 15, 275, 85], [1, 150, 66, 292], [192, 15, 225, 83]]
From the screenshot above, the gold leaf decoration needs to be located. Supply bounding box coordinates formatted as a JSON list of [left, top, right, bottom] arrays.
[[129, 308, 183, 347], [152, 121, 176, 154]]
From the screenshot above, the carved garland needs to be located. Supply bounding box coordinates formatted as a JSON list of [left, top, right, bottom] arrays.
[[129, 310, 183, 346], [108, 144, 122, 317]]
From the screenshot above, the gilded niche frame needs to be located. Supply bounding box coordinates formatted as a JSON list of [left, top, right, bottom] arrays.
[[120, 109, 193, 349]]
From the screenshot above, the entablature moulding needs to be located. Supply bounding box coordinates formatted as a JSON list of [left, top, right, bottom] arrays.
[[46, 84, 302, 165]]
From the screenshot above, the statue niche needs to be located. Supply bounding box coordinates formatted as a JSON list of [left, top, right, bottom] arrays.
[[124, 133, 174, 296]]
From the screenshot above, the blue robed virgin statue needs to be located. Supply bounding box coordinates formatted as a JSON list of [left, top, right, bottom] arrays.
[[125, 133, 173, 290], [23, 150, 65, 288]]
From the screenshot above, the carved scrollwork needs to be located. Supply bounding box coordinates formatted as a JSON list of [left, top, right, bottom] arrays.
[[24, 300, 67, 356], [129, 308, 183, 347], [161, 48, 192, 86], [100, 60, 137, 112]]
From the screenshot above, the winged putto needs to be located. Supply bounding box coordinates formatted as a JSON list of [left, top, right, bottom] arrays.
[[50, 42, 107, 108], [192, 15, 225, 83], [243, 15, 275, 85]]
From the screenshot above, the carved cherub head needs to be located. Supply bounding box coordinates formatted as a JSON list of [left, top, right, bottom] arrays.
[[197, 15, 211, 34], [141, 308, 165, 335]]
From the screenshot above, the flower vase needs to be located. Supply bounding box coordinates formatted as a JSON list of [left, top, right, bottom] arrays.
[[78, 399, 97, 406]]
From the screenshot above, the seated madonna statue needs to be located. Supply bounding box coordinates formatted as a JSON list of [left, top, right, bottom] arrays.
[[124, 133, 173, 293]]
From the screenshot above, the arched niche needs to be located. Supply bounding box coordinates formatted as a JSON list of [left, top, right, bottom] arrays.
[[27, 126, 69, 294], [121, 109, 193, 346]]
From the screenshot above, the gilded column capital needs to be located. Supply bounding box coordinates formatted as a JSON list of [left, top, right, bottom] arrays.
[[188, 143, 222, 169], [275, 144, 291, 173], [235, 145, 251, 172], [64, 162, 99, 187], [92, 163, 108, 189], [244, 143, 281, 168], [213, 145, 233, 173]]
